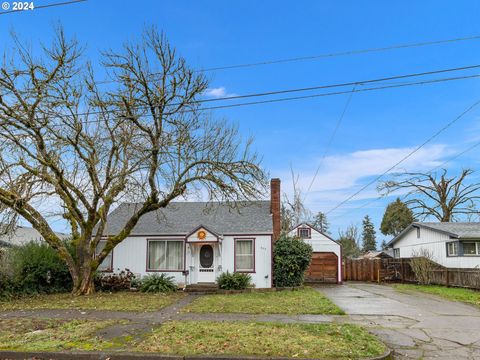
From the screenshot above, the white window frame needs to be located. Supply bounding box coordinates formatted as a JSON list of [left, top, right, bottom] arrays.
[[147, 239, 184, 272], [298, 227, 311, 239], [234, 238, 255, 273], [393, 248, 400, 258], [447, 242, 458, 257], [463, 241, 480, 256]]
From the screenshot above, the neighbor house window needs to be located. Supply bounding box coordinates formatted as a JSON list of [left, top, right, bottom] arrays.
[[393, 248, 400, 258], [95, 240, 113, 272], [447, 242, 458, 257], [298, 228, 311, 239], [235, 239, 254, 272], [463, 242, 480, 256], [416, 227, 421, 238], [147, 240, 184, 271]]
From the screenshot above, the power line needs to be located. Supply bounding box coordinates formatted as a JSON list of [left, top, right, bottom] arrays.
[[42, 72, 480, 124], [196, 35, 480, 72], [328, 139, 480, 221], [0, 0, 87, 15], [324, 96, 480, 216], [304, 84, 357, 202]]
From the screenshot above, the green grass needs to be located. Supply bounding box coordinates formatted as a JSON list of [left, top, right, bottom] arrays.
[[0, 291, 185, 312], [184, 288, 344, 315], [0, 318, 122, 351], [136, 320, 386, 359], [395, 284, 480, 308]]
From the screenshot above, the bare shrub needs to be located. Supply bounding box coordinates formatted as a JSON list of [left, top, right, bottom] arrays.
[[410, 248, 436, 285]]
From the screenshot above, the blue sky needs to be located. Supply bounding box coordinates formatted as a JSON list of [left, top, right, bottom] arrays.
[[2, 1, 480, 245]]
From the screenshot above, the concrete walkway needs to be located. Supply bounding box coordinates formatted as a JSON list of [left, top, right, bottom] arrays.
[[319, 282, 480, 359]]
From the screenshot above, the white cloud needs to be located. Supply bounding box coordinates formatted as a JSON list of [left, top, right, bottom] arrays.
[[277, 144, 451, 212], [203, 87, 237, 99]]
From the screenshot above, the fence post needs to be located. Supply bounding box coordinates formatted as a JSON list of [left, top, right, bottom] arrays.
[[401, 259, 405, 283], [445, 268, 449, 287]]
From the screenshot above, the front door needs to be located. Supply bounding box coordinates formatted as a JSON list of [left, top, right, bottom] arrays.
[[198, 244, 215, 283]]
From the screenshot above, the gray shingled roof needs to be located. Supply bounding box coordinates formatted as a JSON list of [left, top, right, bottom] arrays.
[[103, 201, 273, 236], [389, 222, 480, 246], [416, 222, 480, 238]]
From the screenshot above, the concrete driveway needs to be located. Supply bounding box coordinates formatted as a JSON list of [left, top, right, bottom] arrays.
[[320, 282, 480, 359]]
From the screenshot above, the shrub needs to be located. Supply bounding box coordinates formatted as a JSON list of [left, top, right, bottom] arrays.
[[217, 271, 252, 290], [274, 234, 313, 287], [140, 273, 177, 293], [410, 248, 437, 285], [9, 241, 72, 294], [94, 269, 135, 292]]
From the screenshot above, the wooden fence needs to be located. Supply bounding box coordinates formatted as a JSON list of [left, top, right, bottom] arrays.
[[343, 258, 480, 290]]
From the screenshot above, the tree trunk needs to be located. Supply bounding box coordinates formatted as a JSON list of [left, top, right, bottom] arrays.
[[71, 264, 96, 296]]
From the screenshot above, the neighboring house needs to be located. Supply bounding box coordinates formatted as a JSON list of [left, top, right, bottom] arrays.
[[288, 223, 342, 283], [0, 226, 69, 247], [357, 251, 392, 260], [98, 179, 282, 288], [388, 222, 480, 268]]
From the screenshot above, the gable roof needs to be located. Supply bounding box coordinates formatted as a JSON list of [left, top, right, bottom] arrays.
[[102, 201, 273, 236], [388, 222, 480, 246], [0, 226, 69, 247], [290, 222, 339, 245]]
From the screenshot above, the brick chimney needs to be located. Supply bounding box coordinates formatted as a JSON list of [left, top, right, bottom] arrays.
[[270, 178, 281, 242]]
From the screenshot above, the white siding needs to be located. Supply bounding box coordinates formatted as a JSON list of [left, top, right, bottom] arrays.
[[392, 227, 480, 268], [109, 234, 272, 288], [288, 224, 342, 283]]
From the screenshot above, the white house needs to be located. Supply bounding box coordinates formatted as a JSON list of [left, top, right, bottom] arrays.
[[288, 223, 342, 283], [388, 222, 480, 268], [97, 179, 282, 288]]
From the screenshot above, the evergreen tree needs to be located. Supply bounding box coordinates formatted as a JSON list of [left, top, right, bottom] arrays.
[[380, 239, 388, 251], [361, 215, 377, 252], [312, 211, 330, 234], [380, 198, 415, 236]]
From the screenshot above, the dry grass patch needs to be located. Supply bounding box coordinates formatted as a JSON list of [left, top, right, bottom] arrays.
[[0, 318, 121, 351], [137, 320, 385, 359], [0, 291, 185, 312], [184, 287, 344, 314]]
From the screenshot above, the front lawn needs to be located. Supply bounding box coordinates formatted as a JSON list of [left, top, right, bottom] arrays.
[[0, 291, 185, 312], [137, 320, 386, 358], [395, 284, 480, 308], [0, 318, 122, 351], [184, 288, 344, 315]]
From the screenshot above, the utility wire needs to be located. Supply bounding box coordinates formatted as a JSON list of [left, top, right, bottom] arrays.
[[197, 35, 480, 72], [303, 84, 357, 202], [324, 97, 480, 215], [328, 139, 480, 220], [0, 0, 87, 15], [41, 72, 480, 124]]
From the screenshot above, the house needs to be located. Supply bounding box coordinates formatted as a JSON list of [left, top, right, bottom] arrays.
[[98, 179, 281, 288], [288, 223, 342, 283], [357, 251, 392, 260], [388, 222, 480, 268], [0, 226, 69, 247]]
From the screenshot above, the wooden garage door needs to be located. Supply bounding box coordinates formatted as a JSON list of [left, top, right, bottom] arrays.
[[305, 252, 338, 283]]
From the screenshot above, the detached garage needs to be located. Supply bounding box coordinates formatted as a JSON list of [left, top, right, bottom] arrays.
[[289, 223, 342, 284]]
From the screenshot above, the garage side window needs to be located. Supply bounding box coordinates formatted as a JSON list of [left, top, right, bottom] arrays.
[[235, 239, 255, 272], [393, 248, 400, 258], [298, 227, 311, 239]]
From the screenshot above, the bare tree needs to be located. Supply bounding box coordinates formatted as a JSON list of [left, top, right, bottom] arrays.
[[281, 167, 312, 231], [0, 27, 266, 295], [379, 169, 480, 222]]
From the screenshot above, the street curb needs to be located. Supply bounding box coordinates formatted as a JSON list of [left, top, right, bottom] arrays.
[[0, 348, 392, 360]]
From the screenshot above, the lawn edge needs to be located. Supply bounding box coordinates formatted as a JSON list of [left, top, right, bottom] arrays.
[[0, 348, 393, 360]]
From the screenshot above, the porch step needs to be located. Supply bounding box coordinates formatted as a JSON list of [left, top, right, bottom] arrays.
[[184, 283, 219, 294]]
